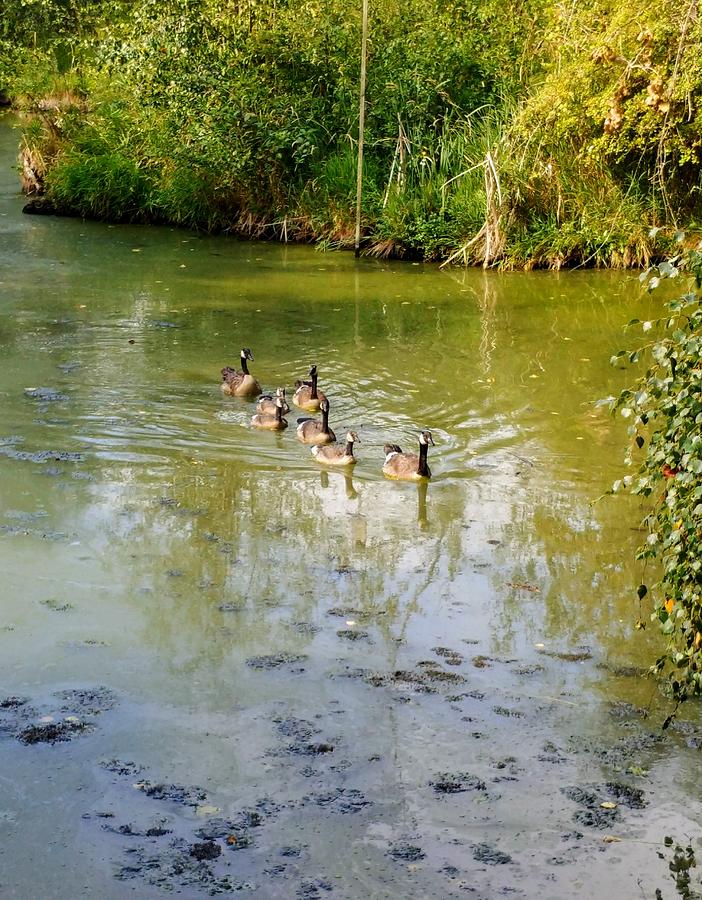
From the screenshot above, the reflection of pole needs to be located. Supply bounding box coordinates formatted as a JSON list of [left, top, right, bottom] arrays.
[[354, 0, 369, 258]]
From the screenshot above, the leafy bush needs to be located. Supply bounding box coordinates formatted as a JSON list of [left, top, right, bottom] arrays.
[[4, 0, 702, 265], [609, 236, 702, 705]]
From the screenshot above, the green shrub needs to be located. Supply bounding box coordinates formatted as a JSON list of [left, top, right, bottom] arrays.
[[609, 236, 702, 706]]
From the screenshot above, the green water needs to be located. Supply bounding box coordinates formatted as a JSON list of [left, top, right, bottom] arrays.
[[1, 113, 701, 899]]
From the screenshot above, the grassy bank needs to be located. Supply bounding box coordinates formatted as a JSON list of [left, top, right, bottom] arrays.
[[2, 0, 701, 267]]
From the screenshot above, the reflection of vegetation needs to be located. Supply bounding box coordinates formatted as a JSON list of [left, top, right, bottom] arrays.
[[99, 460, 455, 674], [488, 471, 662, 666], [0, 218, 667, 685]]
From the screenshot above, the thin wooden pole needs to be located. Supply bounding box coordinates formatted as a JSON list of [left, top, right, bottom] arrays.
[[354, 0, 369, 258]]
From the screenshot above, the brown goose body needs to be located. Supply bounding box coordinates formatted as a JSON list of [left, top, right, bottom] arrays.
[[257, 388, 289, 416], [293, 365, 326, 411], [251, 393, 287, 431], [221, 349, 262, 398], [297, 398, 335, 445], [311, 432, 359, 467], [382, 432, 434, 481]]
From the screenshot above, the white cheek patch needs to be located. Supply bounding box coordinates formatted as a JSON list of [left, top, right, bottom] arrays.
[[384, 451, 400, 463]]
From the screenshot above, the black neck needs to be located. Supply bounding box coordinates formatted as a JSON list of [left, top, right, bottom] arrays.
[[310, 371, 318, 399], [418, 441, 430, 476], [275, 403, 283, 422], [345, 439, 354, 457], [321, 404, 329, 431], [241, 355, 249, 375]]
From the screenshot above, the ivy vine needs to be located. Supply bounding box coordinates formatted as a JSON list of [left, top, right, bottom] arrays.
[[607, 233, 702, 709]]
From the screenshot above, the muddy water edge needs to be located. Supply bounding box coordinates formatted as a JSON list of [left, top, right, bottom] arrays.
[[1, 113, 701, 899]]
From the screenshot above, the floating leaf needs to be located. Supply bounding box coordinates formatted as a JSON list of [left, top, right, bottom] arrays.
[[195, 804, 221, 816]]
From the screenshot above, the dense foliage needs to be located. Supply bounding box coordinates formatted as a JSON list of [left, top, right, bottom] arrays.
[[2, 0, 702, 265], [610, 239, 702, 704]]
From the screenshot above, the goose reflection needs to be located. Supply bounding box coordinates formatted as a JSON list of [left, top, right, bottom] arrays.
[[417, 480, 429, 529], [319, 469, 358, 499]]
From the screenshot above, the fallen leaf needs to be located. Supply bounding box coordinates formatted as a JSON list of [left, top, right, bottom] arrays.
[[195, 804, 220, 817], [506, 582, 541, 593], [600, 801, 617, 809], [603, 835, 622, 843]]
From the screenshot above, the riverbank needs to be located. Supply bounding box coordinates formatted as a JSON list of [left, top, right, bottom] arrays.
[[3, 0, 701, 268]]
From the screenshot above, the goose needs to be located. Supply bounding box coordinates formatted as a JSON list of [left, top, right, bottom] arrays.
[[251, 392, 288, 430], [221, 348, 262, 398], [256, 387, 289, 416], [297, 398, 336, 445], [293, 364, 327, 411], [311, 431, 359, 466], [382, 431, 434, 480]]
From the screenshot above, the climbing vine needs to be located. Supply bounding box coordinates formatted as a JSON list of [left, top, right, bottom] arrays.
[[609, 235, 702, 706]]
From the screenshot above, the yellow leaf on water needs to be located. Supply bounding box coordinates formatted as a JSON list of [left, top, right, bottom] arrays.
[[195, 804, 220, 817], [600, 801, 617, 809], [603, 835, 622, 843]]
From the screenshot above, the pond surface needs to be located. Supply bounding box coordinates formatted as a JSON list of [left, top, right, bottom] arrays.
[[1, 113, 701, 899]]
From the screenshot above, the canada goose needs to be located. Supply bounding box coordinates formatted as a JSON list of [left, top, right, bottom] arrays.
[[256, 387, 289, 416], [382, 431, 434, 480], [251, 392, 288, 430], [311, 431, 359, 466], [221, 348, 262, 398], [293, 364, 327, 411], [297, 398, 336, 445]]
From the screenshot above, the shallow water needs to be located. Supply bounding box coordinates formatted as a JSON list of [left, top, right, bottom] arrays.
[[1, 112, 702, 899]]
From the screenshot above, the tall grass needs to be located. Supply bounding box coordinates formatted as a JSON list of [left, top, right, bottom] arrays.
[[4, 0, 689, 267]]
